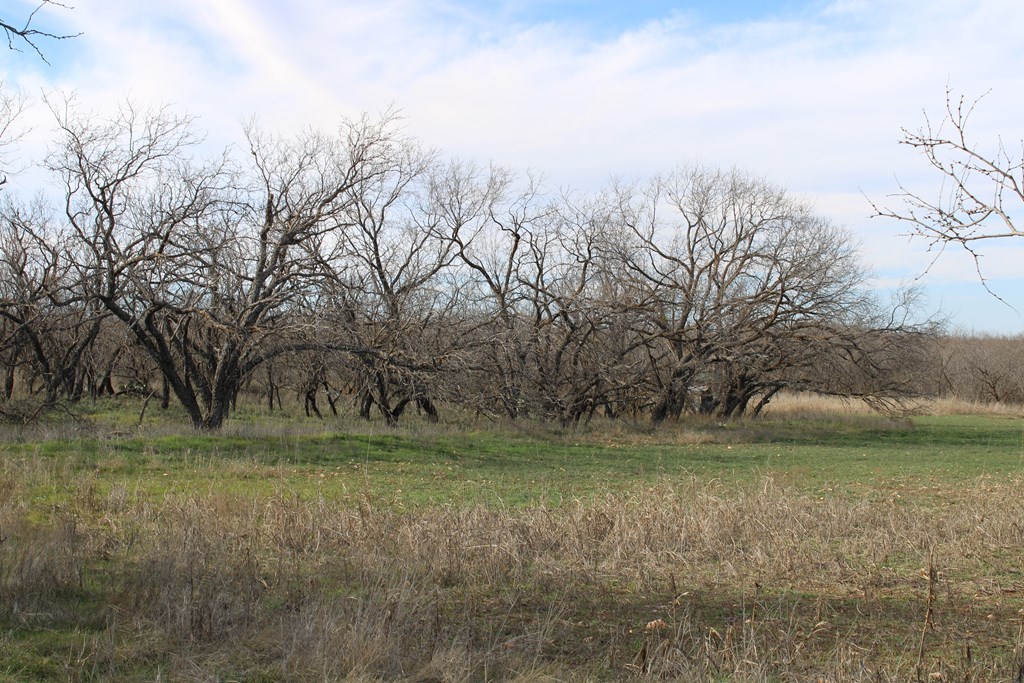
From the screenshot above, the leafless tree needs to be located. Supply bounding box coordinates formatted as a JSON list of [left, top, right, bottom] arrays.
[[0, 85, 28, 189], [0, 199, 55, 402], [519, 195, 651, 425], [2, 1, 79, 64], [609, 166, 925, 421], [321, 137, 458, 425], [443, 170, 646, 424], [443, 167, 549, 419], [46, 99, 405, 429], [873, 89, 1023, 283], [931, 333, 1024, 404], [0, 196, 108, 413], [1, 94, 937, 426]]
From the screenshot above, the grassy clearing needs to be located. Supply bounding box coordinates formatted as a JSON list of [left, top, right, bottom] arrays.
[[0, 397, 1023, 680], [4, 407, 1022, 506]]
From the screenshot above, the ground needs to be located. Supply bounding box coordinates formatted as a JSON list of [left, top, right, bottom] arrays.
[[0, 395, 1021, 681]]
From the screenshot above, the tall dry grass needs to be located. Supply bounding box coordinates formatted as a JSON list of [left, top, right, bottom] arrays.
[[764, 391, 1024, 419], [2, 455, 1023, 681]]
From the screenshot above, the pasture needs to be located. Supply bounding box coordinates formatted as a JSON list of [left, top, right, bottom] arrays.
[[0, 396, 1022, 681]]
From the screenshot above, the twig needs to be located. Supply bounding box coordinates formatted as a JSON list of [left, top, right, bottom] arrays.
[[137, 389, 158, 427], [916, 556, 938, 682]]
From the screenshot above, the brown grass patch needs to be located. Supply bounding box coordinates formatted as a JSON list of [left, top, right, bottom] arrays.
[[2, 460, 1024, 680], [764, 391, 1024, 419]]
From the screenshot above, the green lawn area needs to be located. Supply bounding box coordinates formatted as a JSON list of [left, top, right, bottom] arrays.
[[4, 408, 1021, 506]]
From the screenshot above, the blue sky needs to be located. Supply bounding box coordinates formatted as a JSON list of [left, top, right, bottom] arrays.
[[3, 0, 1023, 333], [467, 0, 809, 31]]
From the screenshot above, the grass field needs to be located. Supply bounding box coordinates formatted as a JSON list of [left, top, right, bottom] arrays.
[[0, 396, 1022, 681]]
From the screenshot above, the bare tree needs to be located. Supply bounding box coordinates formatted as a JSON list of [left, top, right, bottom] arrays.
[[0, 85, 28, 188], [518, 195, 650, 425], [46, 100, 235, 428], [2, 1, 79, 63], [931, 333, 1024, 404], [3, 92, 936, 426], [322, 139, 459, 425], [47, 99, 403, 429], [0, 196, 108, 413], [443, 167, 549, 420], [609, 166, 923, 421], [873, 89, 1023, 281], [443, 170, 644, 424]]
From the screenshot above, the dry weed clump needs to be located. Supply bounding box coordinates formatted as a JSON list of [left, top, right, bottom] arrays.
[[759, 391, 1024, 419], [916, 396, 1024, 418], [762, 392, 883, 417], [1, 464, 1023, 681]]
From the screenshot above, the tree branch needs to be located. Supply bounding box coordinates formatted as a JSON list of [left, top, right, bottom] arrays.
[[2, 1, 80, 65]]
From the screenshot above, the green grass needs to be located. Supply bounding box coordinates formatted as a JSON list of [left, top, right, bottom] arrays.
[[2, 408, 1021, 507]]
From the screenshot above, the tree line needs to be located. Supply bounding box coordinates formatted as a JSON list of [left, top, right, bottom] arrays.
[[0, 97, 937, 429]]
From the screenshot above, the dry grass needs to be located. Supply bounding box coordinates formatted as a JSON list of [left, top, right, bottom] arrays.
[[2, 454, 1024, 681], [914, 396, 1024, 418], [764, 391, 1024, 419], [760, 391, 886, 417]]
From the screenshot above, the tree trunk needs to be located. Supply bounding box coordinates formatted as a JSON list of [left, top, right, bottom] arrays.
[[305, 387, 322, 418], [325, 383, 338, 416], [359, 390, 373, 420], [3, 364, 14, 400], [750, 385, 783, 418], [416, 396, 439, 423], [266, 366, 276, 411], [651, 367, 695, 424]]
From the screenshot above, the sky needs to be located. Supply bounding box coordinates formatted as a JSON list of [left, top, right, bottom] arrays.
[[2, 0, 1023, 333]]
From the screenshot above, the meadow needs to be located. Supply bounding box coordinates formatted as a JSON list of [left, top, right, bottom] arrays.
[[0, 395, 1022, 681]]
